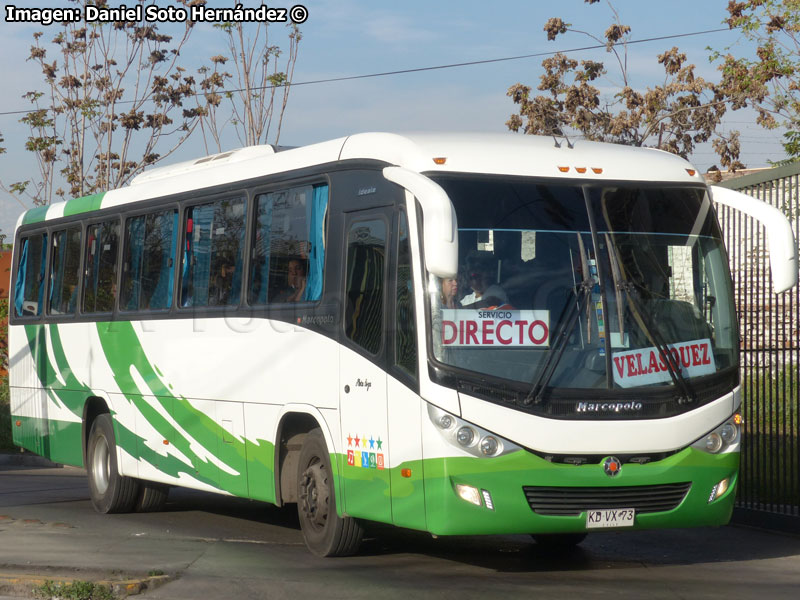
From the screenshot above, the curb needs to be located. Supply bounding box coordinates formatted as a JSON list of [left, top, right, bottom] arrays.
[[0, 573, 172, 598], [0, 453, 63, 468]]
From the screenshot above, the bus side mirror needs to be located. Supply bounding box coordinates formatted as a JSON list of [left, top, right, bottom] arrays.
[[383, 167, 458, 278], [709, 185, 798, 294]]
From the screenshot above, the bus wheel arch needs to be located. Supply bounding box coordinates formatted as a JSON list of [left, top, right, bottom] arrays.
[[82, 396, 110, 467], [274, 411, 324, 506]]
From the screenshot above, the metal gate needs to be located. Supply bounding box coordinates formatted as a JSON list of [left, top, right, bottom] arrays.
[[714, 163, 800, 530]]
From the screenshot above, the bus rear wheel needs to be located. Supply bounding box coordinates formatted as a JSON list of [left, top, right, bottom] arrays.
[[86, 414, 139, 514], [296, 428, 363, 557], [135, 482, 169, 512]]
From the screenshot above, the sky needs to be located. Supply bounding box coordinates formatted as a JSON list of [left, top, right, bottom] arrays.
[[0, 0, 788, 236]]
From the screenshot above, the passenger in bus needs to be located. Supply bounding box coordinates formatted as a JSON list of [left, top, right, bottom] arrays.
[[459, 255, 508, 308], [441, 276, 460, 309], [274, 257, 308, 302], [210, 263, 235, 306]]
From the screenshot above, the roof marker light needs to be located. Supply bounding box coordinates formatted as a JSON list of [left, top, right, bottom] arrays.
[[575, 167, 587, 173], [591, 167, 603, 174], [433, 157, 447, 165], [558, 166, 570, 173], [686, 169, 697, 176]]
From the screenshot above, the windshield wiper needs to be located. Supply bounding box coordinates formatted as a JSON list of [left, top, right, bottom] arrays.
[[523, 276, 594, 406], [604, 234, 695, 405]]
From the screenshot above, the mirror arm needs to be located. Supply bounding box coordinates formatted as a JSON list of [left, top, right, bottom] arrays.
[[710, 185, 798, 294], [383, 166, 458, 277]]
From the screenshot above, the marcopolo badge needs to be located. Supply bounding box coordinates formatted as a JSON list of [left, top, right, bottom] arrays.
[[603, 456, 622, 477]]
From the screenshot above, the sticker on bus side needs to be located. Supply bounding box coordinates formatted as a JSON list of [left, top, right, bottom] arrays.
[[441, 309, 550, 348], [611, 338, 716, 388]]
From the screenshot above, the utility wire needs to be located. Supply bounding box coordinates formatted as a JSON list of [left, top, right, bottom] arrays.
[[0, 27, 731, 118]]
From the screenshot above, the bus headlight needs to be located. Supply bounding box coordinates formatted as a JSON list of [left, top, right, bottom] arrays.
[[427, 404, 519, 458], [480, 436, 499, 456], [457, 426, 475, 447], [704, 433, 723, 453], [720, 423, 737, 444], [438, 414, 454, 430], [692, 413, 741, 455]]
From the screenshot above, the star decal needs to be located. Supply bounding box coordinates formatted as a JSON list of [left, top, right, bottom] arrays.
[[354, 435, 360, 447], [376, 437, 383, 450], [369, 437, 375, 449], [347, 434, 353, 446]]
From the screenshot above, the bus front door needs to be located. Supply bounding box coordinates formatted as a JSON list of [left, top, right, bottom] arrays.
[[339, 210, 392, 524]]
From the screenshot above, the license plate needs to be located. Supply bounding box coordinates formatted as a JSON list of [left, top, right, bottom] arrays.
[[586, 508, 635, 529]]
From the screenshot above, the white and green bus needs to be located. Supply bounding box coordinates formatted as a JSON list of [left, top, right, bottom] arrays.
[[9, 133, 797, 556]]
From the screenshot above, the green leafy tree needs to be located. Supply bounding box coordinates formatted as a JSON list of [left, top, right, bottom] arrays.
[[507, 0, 743, 170], [713, 0, 800, 163]]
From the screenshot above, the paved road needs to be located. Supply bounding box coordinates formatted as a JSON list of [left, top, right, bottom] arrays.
[[1, 464, 800, 599]]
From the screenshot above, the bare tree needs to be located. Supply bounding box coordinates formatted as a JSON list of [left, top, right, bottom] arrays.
[[197, 18, 301, 152], [507, 0, 743, 171], [1, 0, 212, 206]]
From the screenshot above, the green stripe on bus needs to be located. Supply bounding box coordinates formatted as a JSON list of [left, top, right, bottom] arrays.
[[11, 415, 83, 467], [23, 324, 91, 417], [64, 192, 105, 217], [21, 205, 50, 225], [21, 321, 275, 501], [94, 320, 267, 499]]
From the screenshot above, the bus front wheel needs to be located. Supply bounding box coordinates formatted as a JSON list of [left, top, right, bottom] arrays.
[[86, 414, 139, 514], [296, 428, 363, 557]]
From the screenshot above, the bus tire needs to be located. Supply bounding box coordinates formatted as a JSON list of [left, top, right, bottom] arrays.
[[531, 533, 587, 549], [296, 428, 363, 557], [86, 414, 139, 514], [135, 482, 169, 512]]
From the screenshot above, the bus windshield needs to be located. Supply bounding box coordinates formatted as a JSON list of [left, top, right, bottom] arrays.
[[426, 175, 738, 403]]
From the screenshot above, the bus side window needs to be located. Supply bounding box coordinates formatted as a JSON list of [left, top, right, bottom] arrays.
[[248, 184, 327, 305], [83, 220, 120, 314], [48, 227, 82, 316], [14, 232, 48, 318], [394, 212, 417, 377], [122, 209, 177, 311], [345, 218, 386, 354], [181, 197, 246, 308]]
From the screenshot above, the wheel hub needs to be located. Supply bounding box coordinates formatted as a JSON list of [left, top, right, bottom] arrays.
[[91, 436, 110, 495], [299, 460, 329, 530]]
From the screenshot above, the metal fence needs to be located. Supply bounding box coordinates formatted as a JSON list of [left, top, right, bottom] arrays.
[[715, 163, 800, 530]]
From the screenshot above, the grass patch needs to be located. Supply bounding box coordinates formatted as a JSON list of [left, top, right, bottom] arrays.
[[741, 368, 799, 434], [739, 367, 799, 507], [33, 580, 115, 600], [0, 374, 13, 452]]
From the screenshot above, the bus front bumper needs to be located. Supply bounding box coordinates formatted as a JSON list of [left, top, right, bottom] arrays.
[[423, 447, 738, 536]]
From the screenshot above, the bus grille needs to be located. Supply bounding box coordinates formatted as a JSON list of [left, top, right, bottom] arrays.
[[523, 482, 692, 516]]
